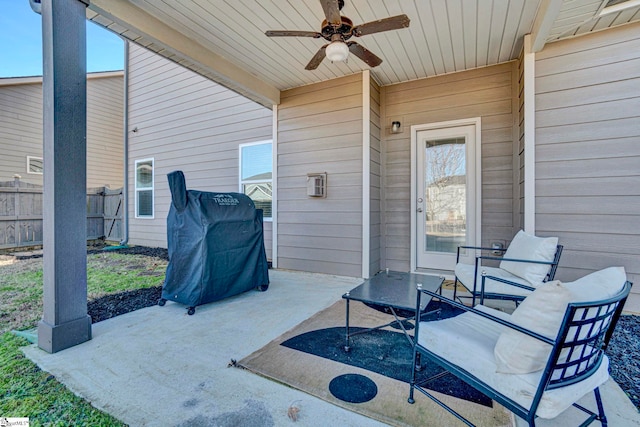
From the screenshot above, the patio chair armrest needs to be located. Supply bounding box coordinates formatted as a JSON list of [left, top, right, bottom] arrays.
[[481, 275, 536, 292], [478, 274, 536, 304], [469, 258, 544, 293], [476, 255, 556, 265], [457, 245, 506, 261], [417, 287, 555, 345], [458, 245, 503, 252]]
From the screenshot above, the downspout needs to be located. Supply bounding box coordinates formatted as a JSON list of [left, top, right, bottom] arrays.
[[119, 40, 129, 246]]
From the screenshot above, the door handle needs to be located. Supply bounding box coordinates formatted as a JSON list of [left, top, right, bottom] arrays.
[[417, 207, 423, 213]]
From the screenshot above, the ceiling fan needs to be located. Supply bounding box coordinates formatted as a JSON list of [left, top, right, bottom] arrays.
[[265, 0, 410, 70]]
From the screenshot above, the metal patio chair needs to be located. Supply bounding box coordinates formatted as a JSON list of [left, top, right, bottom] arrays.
[[453, 230, 563, 306], [408, 267, 631, 426]]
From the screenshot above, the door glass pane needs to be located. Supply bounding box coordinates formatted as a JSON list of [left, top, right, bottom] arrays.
[[424, 137, 466, 253]]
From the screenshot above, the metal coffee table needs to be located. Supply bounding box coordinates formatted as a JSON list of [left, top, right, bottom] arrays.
[[342, 270, 444, 352]]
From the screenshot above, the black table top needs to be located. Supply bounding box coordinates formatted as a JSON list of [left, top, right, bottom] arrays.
[[342, 270, 445, 312]]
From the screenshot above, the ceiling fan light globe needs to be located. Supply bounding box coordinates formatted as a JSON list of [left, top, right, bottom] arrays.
[[326, 41, 349, 62]]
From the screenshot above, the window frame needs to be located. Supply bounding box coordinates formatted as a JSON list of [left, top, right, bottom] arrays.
[[239, 140, 273, 221], [26, 156, 43, 175], [134, 158, 155, 219]]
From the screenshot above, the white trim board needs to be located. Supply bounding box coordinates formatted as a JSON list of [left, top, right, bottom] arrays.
[[362, 70, 371, 279], [523, 34, 536, 233], [272, 104, 278, 269]]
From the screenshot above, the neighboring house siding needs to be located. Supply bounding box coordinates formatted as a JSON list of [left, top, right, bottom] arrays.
[[127, 44, 273, 255], [0, 74, 123, 187], [382, 63, 517, 272], [369, 77, 382, 277], [87, 76, 125, 188], [0, 81, 42, 184], [277, 74, 363, 277], [535, 22, 640, 310]]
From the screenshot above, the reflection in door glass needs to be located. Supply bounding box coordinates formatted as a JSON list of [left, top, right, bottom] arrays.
[[424, 137, 466, 253]]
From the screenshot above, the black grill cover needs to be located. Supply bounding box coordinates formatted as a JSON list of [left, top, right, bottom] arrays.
[[162, 170, 269, 308]]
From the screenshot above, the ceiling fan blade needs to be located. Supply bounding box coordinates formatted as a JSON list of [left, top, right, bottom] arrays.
[[320, 0, 342, 26], [305, 45, 327, 70], [347, 41, 382, 67], [265, 30, 322, 38], [352, 14, 410, 37]]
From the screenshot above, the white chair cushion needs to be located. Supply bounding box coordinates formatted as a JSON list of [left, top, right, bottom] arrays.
[[560, 266, 627, 340], [563, 266, 627, 303], [493, 267, 627, 375], [500, 231, 558, 285], [494, 281, 572, 374], [455, 263, 534, 298], [418, 306, 610, 419]]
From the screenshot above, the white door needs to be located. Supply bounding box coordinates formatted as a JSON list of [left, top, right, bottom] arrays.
[[414, 122, 479, 271]]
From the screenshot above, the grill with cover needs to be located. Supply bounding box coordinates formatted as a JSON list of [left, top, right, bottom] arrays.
[[159, 170, 269, 315]]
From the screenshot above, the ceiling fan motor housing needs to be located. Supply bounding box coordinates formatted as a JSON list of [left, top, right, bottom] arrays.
[[321, 16, 354, 41]]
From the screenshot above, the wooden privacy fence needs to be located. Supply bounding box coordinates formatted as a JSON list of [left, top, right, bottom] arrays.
[[0, 178, 123, 250]]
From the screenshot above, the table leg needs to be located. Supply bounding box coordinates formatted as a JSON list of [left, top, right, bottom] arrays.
[[344, 297, 351, 352]]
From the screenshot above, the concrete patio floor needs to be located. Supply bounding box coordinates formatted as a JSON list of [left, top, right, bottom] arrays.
[[23, 270, 640, 427]]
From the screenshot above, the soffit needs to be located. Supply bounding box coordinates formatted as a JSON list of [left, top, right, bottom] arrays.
[[546, 0, 640, 41], [86, 0, 640, 105]]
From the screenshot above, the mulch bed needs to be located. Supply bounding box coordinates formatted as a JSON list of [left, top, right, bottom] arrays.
[[605, 314, 640, 409], [89, 245, 169, 260], [87, 246, 168, 323], [88, 286, 163, 323]]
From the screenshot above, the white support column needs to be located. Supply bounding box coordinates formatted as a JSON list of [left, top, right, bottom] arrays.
[[523, 34, 536, 234], [271, 104, 278, 269], [38, 0, 92, 353], [362, 71, 371, 279]]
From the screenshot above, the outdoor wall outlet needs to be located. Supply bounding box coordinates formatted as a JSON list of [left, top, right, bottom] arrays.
[[491, 241, 505, 255]]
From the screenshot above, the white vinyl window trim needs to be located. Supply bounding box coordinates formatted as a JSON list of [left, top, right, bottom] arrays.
[[135, 158, 154, 219], [27, 156, 43, 175], [239, 141, 273, 220]]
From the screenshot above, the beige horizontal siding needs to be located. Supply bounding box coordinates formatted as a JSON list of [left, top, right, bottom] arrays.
[[535, 22, 640, 311], [0, 83, 42, 185], [86, 76, 125, 188], [382, 63, 517, 271], [277, 74, 364, 277], [127, 43, 272, 257], [0, 74, 123, 188]]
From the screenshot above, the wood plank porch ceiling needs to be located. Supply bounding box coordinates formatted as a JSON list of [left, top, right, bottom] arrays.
[[87, 0, 640, 107]]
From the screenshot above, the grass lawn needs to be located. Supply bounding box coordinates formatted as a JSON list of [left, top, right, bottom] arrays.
[[0, 250, 167, 425]]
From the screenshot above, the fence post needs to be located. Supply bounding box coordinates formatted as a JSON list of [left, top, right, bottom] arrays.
[[14, 175, 21, 247]]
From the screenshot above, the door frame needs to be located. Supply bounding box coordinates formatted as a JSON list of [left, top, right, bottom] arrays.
[[410, 117, 482, 273]]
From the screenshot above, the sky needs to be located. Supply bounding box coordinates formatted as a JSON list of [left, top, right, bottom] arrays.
[[0, 0, 124, 78]]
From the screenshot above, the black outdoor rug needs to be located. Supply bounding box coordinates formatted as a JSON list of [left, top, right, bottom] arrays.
[[280, 301, 492, 406], [238, 299, 512, 427]]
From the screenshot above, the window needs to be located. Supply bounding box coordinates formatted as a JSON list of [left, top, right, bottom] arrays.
[[27, 156, 43, 174], [135, 158, 154, 218], [240, 141, 272, 219]]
